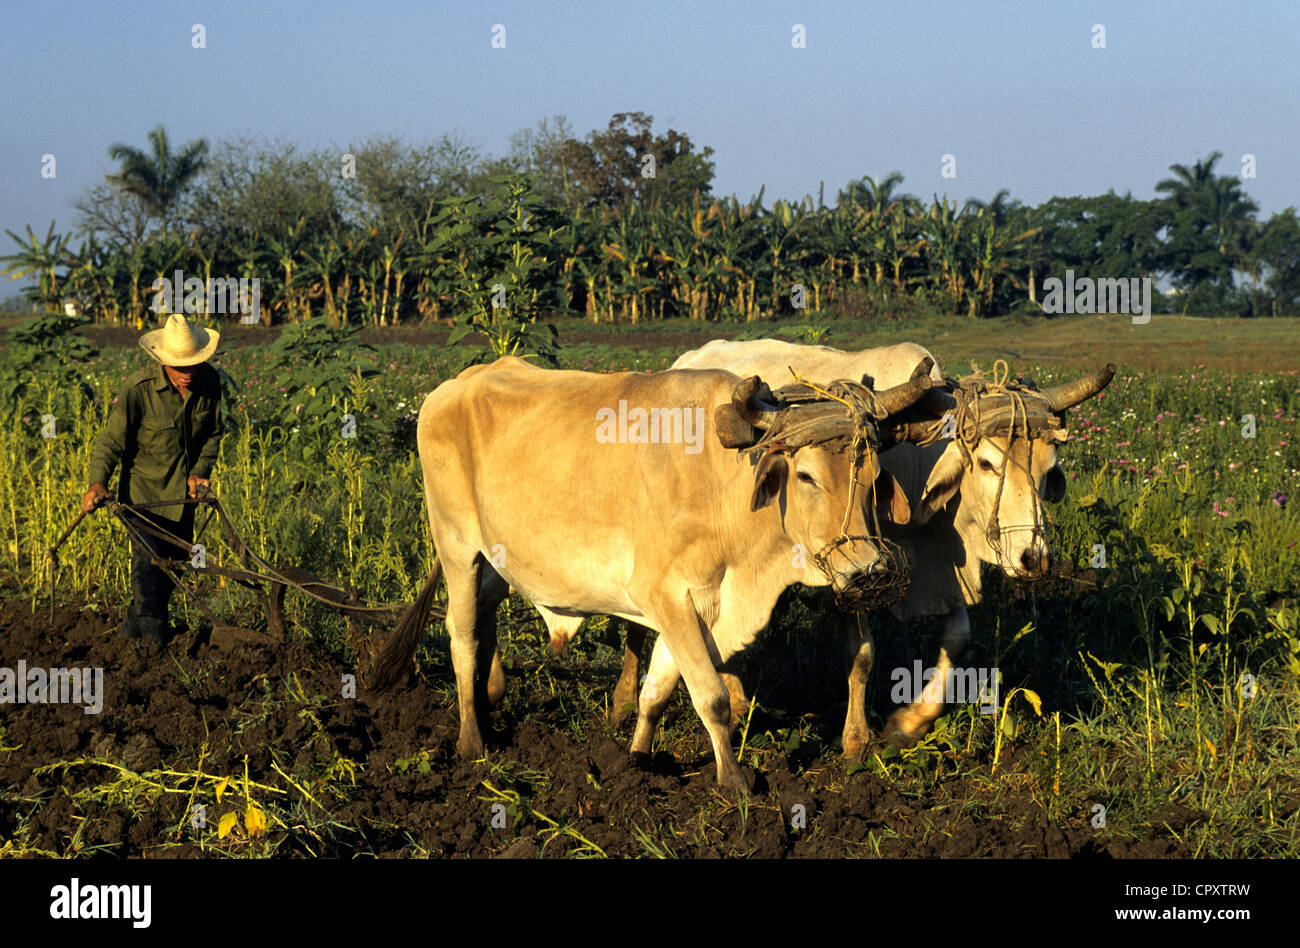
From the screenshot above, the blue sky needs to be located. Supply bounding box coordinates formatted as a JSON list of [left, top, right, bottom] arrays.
[[2, 0, 1297, 268]]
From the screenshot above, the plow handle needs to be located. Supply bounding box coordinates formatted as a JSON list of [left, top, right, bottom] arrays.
[[48, 508, 91, 562]]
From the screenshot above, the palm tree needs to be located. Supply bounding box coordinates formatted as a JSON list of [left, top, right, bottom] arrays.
[[838, 171, 913, 216], [1154, 152, 1223, 211], [963, 188, 1018, 226], [106, 125, 210, 238], [1156, 152, 1258, 289], [1204, 176, 1259, 270]]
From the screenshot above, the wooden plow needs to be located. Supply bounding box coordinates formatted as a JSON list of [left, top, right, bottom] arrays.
[[47, 487, 442, 652]]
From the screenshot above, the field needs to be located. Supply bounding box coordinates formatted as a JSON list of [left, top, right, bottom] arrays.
[[1, 312, 1298, 858]]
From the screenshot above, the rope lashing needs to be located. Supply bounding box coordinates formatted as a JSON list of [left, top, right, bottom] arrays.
[[942, 359, 1058, 568], [775, 369, 910, 612]]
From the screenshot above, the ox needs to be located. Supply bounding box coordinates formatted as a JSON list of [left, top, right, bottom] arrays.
[[662, 338, 1115, 754], [371, 356, 932, 790]]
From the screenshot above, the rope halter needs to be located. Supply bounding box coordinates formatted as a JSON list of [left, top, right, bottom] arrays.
[[714, 369, 934, 612], [890, 359, 1117, 580]]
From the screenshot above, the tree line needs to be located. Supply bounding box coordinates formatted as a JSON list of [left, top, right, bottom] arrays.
[[4, 114, 1298, 334]]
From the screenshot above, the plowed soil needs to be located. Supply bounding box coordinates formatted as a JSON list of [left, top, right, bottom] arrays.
[[0, 596, 1195, 858]]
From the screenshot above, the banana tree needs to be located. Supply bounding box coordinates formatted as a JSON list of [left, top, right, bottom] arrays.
[[267, 219, 309, 323], [598, 201, 664, 323], [123, 242, 149, 327], [143, 230, 194, 318], [1, 222, 71, 310], [302, 235, 345, 325], [843, 205, 879, 284], [186, 227, 218, 319], [661, 202, 719, 321], [760, 198, 804, 318], [376, 229, 407, 326], [964, 213, 1041, 317], [706, 197, 759, 320], [880, 203, 926, 289], [227, 229, 270, 326], [63, 236, 110, 322], [920, 197, 970, 312]]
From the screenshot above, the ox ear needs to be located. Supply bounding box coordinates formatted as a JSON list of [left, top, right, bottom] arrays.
[[914, 444, 965, 526], [873, 469, 911, 525], [750, 451, 789, 512], [1041, 464, 1067, 503]]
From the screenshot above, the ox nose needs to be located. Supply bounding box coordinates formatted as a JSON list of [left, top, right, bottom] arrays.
[[1019, 547, 1050, 577], [826, 537, 910, 612]]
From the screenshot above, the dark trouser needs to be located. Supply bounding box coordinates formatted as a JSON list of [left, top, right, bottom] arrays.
[[122, 509, 193, 641]]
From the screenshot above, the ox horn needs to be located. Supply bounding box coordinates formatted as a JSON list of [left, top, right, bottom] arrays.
[[920, 385, 957, 415], [1040, 364, 1117, 412], [872, 374, 934, 417], [731, 375, 779, 427], [882, 419, 941, 445]]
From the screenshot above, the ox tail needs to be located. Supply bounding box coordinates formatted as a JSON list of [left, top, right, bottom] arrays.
[[370, 555, 442, 692]]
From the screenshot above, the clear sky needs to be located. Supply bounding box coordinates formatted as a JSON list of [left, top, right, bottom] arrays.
[[2, 0, 1297, 256]]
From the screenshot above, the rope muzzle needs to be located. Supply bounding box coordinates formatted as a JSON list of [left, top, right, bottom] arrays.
[[777, 374, 912, 612]]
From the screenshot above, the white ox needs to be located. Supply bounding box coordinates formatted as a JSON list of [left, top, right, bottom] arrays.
[[371, 356, 931, 790], [658, 338, 1114, 754]]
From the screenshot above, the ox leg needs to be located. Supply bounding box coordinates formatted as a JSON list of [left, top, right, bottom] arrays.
[[885, 607, 971, 746], [645, 601, 749, 792], [444, 561, 491, 759], [610, 621, 647, 725], [478, 568, 510, 710], [630, 635, 680, 756], [841, 612, 875, 759], [719, 668, 749, 730]]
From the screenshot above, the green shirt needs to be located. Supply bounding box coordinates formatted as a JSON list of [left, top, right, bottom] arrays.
[[87, 361, 224, 524]]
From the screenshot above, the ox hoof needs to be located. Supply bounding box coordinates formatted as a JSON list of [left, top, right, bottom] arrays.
[[716, 761, 752, 795], [841, 732, 871, 761], [883, 711, 924, 749], [608, 699, 637, 726], [456, 734, 486, 759], [609, 673, 638, 725]]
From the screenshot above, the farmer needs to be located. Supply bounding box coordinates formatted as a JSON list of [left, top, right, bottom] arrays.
[[80, 312, 225, 644]]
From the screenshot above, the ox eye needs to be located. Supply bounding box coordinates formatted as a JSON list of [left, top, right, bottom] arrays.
[[797, 471, 817, 486], [978, 459, 995, 473]]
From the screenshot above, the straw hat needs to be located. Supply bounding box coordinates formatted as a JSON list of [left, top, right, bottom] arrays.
[[139, 313, 220, 366]]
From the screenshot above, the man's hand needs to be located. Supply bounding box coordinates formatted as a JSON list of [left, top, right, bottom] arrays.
[[81, 483, 109, 513], [187, 475, 211, 498]]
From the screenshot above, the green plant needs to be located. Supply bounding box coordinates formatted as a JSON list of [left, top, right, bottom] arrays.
[[0, 312, 99, 410], [434, 175, 567, 367]]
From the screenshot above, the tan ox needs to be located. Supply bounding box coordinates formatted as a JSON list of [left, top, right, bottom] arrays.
[[371, 356, 931, 791], [666, 339, 1115, 753]]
